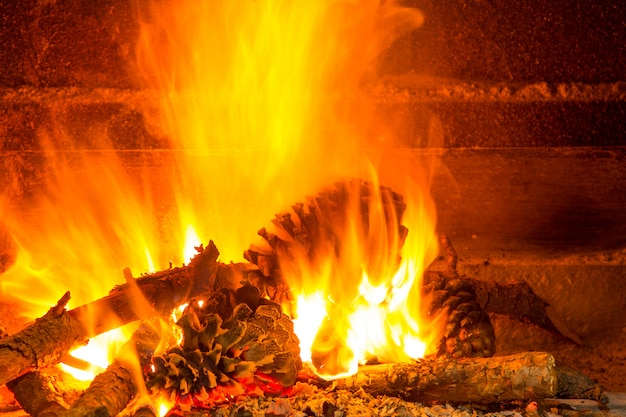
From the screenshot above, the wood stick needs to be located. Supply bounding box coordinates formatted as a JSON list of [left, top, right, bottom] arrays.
[[0, 241, 230, 387], [464, 277, 566, 337], [58, 320, 163, 417], [67, 240, 226, 338], [0, 292, 86, 387], [331, 352, 558, 403]]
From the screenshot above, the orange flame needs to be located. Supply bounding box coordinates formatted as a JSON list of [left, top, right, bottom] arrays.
[[133, 0, 425, 260], [283, 179, 440, 379], [0, 0, 434, 386], [60, 324, 137, 381]]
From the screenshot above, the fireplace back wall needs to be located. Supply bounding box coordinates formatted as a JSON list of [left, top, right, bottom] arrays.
[[1, 0, 625, 388]]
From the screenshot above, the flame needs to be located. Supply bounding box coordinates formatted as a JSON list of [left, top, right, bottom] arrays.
[[153, 395, 175, 417], [182, 225, 201, 264], [133, 0, 424, 261], [0, 0, 433, 390], [282, 179, 440, 379], [0, 132, 165, 321], [60, 324, 137, 381], [132, 2, 434, 379]]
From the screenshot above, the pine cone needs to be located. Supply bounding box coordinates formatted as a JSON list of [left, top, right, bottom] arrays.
[[243, 179, 408, 305], [145, 285, 301, 404], [424, 271, 496, 358]]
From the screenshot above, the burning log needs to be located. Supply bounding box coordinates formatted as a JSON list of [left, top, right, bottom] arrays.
[[0, 292, 86, 387], [58, 320, 163, 417], [330, 351, 557, 403], [0, 241, 232, 387], [67, 240, 228, 338]]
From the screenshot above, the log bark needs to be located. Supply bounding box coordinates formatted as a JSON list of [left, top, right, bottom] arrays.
[[67, 240, 227, 338], [58, 320, 163, 417], [0, 241, 230, 387], [331, 352, 558, 403], [6, 367, 83, 417], [0, 292, 86, 387]]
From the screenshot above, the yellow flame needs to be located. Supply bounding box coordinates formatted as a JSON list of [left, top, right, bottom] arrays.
[[182, 224, 201, 264], [133, 0, 424, 261], [292, 292, 327, 364], [0, 134, 164, 320], [59, 324, 136, 381], [156, 397, 174, 417], [287, 180, 440, 379], [0, 0, 433, 386]]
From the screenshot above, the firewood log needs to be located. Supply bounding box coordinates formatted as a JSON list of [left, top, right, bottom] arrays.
[[58, 320, 163, 417], [67, 240, 228, 338], [0, 241, 232, 387], [6, 367, 83, 417], [330, 351, 558, 403], [0, 292, 86, 387]]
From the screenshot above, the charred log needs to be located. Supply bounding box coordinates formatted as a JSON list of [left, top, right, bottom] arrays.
[[468, 278, 564, 336], [556, 366, 607, 402], [434, 233, 568, 340], [67, 241, 228, 338]]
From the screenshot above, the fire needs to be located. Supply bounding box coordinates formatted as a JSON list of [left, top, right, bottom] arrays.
[[0, 0, 434, 404], [60, 325, 137, 381], [182, 225, 201, 265], [279, 180, 440, 379], [131, 0, 434, 380], [133, 0, 425, 261]]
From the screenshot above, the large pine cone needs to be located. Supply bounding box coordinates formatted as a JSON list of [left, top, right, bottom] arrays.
[[145, 285, 301, 405], [243, 179, 407, 306], [243, 179, 495, 359]]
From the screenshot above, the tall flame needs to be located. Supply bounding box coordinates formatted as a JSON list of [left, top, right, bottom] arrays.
[[133, 0, 425, 260], [132, 1, 435, 379], [281, 178, 440, 379], [0, 0, 435, 387]]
